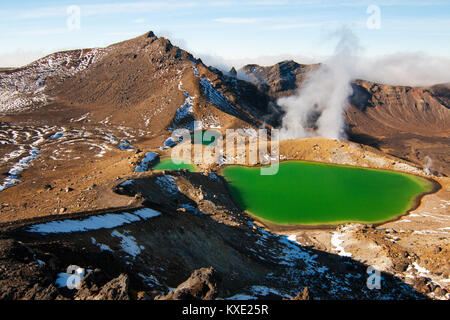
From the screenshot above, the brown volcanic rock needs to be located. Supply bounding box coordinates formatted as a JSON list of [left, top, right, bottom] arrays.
[[0, 239, 60, 300], [241, 61, 450, 175], [347, 80, 450, 137], [48, 32, 198, 132], [43, 31, 275, 131], [429, 83, 450, 108], [240, 60, 319, 98], [90, 274, 130, 300], [155, 267, 220, 300], [1, 31, 274, 131], [289, 287, 313, 300], [346, 80, 450, 175]]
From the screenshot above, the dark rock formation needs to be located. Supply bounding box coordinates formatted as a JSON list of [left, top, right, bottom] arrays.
[[155, 267, 220, 300]]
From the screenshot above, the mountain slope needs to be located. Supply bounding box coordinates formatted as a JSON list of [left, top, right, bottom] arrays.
[[240, 61, 450, 175], [1, 32, 277, 133]]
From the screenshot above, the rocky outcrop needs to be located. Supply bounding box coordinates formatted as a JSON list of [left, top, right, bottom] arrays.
[[0, 239, 61, 300], [155, 267, 220, 300], [240, 60, 319, 98], [74, 269, 131, 300], [91, 274, 130, 300], [289, 287, 313, 300]]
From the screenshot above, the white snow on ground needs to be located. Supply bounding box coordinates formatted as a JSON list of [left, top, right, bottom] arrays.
[[169, 79, 197, 131], [192, 66, 199, 76], [138, 273, 162, 287], [161, 137, 178, 149], [249, 221, 328, 281], [172, 89, 195, 123], [405, 261, 449, 292], [135, 152, 159, 172], [0, 48, 107, 114], [331, 226, 353, 257], [412, 262, 430, 276], [49, 132, 65, 140], [199, 78, 240, 117], [0, 148, 26, 163], [70, 113, 90, 122], [118, 139, 134, 150], [26, 208, 161, 234], [155, 175, 179, 195], [119, 180, 135, 187], [0, 145, 40, 192], [250, 285, 289, 298], [111, 230, 142, 258], [0, 124, 145, 191], [36, 259, 45, 266], [201, 114, 221, 128], [49, 127, 141, 156], [91, 237, 113, 252], [208, 172, 219, 181], [413, 229, 450, 235], [164, 137, 177, 148]]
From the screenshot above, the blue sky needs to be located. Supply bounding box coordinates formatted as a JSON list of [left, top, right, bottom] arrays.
[[0, 0, 449, 67]]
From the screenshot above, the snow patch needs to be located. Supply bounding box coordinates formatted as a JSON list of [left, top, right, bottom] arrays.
[[111, 230, 141, 258], [135, 152, 159, 172], [27, 208, 162, 234], [331, 227, 353, 257], [155, 175, 179, 195]]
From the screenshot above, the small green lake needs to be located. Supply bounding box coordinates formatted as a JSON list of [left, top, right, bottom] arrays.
[[152, 158, 198, 172], [221, 161, 435, 226], [191, 130, 217, 146]]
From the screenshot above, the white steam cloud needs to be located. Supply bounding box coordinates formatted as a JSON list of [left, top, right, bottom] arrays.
[[278, 28, 359, 141], [424, 155, 433, 176], [354, 53, 450, 87]]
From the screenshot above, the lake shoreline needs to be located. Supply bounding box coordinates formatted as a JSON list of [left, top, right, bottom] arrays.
[[219, 160, 442, 232]]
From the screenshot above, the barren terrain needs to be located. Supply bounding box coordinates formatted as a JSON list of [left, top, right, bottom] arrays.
[[0, 32, 448, 300]]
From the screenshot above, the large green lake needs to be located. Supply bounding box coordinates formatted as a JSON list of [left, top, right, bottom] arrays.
[[152, 158, 198, 172], [221, 161, 435, 225]]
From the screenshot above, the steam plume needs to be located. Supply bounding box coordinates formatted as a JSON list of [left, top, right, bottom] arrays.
[[278, 28, 359, 141], [424, 155, 433, 176]]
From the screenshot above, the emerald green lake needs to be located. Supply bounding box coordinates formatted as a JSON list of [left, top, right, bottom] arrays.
[[152, 158, 198, 171], [221, 161, 435, 226], [191, 131, 217, 146]]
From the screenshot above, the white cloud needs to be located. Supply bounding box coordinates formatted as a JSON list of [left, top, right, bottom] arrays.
[[355, 53, 450, 87], [0, 50, 47, 68]]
